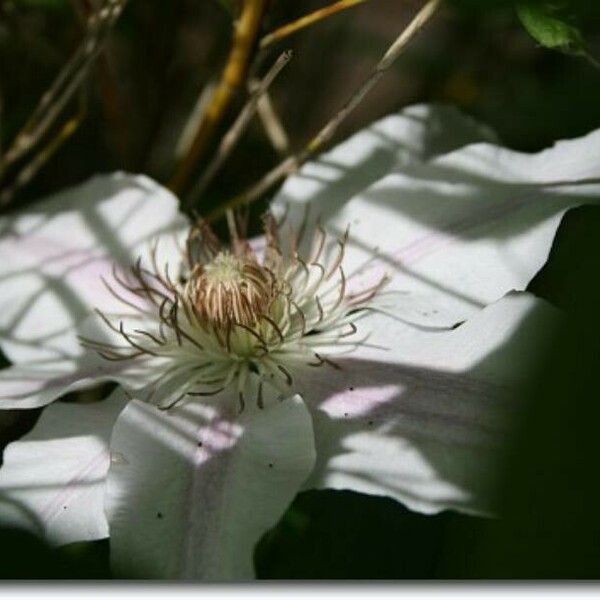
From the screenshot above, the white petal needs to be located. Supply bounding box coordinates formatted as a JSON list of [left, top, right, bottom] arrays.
[[299, 293, 560, 515], [0, 173, 187, 408], [0, 345, 149, 410], [0, 173, 186, 363], [275, 103, 497, 208], [105, 393, 316, 580], [0, 387, 127, 544], [275, 111, 600, 327]]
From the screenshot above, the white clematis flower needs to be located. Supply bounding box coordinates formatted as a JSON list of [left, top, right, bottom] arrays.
[[0, 104, 599, 580]]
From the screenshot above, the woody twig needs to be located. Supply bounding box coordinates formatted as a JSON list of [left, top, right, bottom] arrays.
[[184, 50, 293, 208], [0, 0, 127, 184], [206, 0, 443, 222], [168, 0, 268, 196], [0, 94, 87, 207], [260, 0, 369, 50]]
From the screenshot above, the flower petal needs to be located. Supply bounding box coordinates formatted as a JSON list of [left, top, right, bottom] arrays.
[[275, 111, 600, 327], [0, 172, 186, 363], [0, 343, 150, 410], [275, 103, 497, 209], [105, 393, 316, 580], [0, 387, 127, 545], [0, 173, 187, 408], [297, 292, 560, 516]]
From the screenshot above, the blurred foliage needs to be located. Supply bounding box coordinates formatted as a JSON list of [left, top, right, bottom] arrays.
[[516, 2, 587, 56], [444, 206, 600, 578]]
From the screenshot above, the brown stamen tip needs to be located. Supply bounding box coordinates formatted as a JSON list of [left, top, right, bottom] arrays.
[[188, 252, 276, 329]]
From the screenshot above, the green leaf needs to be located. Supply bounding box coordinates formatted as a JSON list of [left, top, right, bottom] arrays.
[[516, 2, 587, 55]]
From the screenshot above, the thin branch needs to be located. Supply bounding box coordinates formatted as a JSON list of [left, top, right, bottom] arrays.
[[72, 0, 129, 162], [184, 49, 292, 207], [0, 0, 127, 178], [168, 0, 268, 195], [307, 0, 443, 155], [0, 94, 87, 207], [260, 0, 369, 50], [251, 81, 290, 156], [206, 0, 443, 222], [175, 82, 217, 161]]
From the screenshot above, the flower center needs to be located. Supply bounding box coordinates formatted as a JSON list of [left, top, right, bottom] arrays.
[[84, 213, 388, 411], [188, 252, 274, 329]]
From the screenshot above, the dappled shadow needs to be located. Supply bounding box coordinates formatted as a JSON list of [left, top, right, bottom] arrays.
[[0, 389, 127, 545], [301, 359, 508, 512], [103, 392, 315, 579], [268, 128, 600, 332], [0, 295, 556, 576], [0, 494, 46, 536], [345, 235, 488, 311], [0, 163, 573, 575], [277, 121, 600, 257], [0, 175, 186, 408], [360, 159, 600, 242], [292, 304, 557, 516], [275, 104, 499, 224]]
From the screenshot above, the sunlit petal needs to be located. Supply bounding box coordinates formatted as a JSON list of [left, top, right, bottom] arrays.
[[0, 388, 127, 544], [275, 103, 497, 209], [274, 109, 600, 327], [105, 392, 316, 580], [298, 293, 560, 515], [0, 173, 187, 408], [0, 173, 187, 363]]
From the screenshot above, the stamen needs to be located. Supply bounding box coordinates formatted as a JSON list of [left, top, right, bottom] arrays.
[[277, 364, 293, 386], [325, 229, 349, 281], [260, 314, 284, 345], [309, 222, 326, 264], [256, 381, 264, 409], [119, 321, 159, 357], [133, 328, 166, 346], [88, 209, 384, 412]]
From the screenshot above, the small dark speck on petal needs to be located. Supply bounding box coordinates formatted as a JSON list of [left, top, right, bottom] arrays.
[[63, 506, 67, 510], [197, 441, 203, 447], [344, 412, 348, 417], [349, 387, 354, 391]]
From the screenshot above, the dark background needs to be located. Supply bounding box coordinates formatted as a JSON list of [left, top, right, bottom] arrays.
[[2, 0, 599, 210], [0, 0, 599, 579]]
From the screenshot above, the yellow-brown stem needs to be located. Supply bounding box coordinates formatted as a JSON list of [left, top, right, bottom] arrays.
[[206, 0, 443, 222], [260, 0, 368, 49], [168, 0, 268, 195]]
